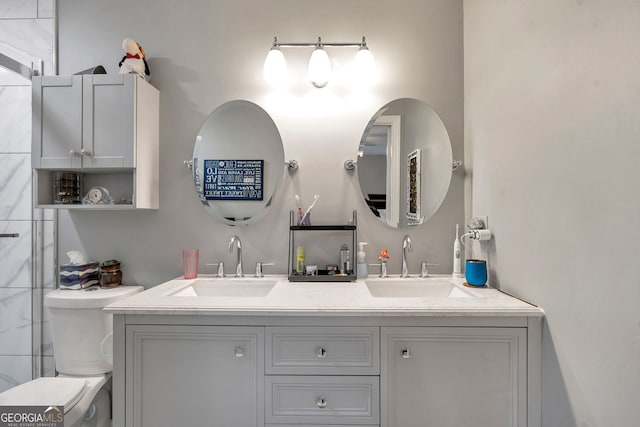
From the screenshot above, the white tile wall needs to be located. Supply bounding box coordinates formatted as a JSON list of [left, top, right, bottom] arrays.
[[0, 356, 31, 392], [0, 8, 55, 387], [0, 154, 32, 220], [0, 86, 31, 152], [0, 288, 32, 356], [37, 0, 54, 19], [0, 221, 32, 288], [0, 0, 38, 19], [0, 18, 54, 74]]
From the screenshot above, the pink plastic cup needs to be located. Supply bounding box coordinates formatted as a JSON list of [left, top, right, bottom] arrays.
[[182, 248, 199, 279]]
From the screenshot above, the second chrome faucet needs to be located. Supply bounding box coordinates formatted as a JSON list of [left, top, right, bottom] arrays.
[[228, 235, 243, 277], [401, 235, 413, 277]]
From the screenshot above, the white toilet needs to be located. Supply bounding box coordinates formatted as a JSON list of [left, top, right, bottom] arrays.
[[0, 286, 142, 427]]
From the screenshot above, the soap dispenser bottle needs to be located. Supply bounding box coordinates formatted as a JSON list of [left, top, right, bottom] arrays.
[[356, 242, 368, 279]]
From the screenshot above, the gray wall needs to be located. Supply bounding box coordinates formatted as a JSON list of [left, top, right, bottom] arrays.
[[56, 0, 464, 284], [465, 1, 640, 425]]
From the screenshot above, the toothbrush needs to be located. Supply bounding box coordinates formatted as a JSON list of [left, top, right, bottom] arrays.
[[294, 194, 303, 221], [300, 194, 319, 224], [453, 224, 462, 276]]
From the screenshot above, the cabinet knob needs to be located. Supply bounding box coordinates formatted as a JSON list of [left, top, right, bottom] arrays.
[[69, 150, 80, 157], [401, 348, 411, 359], [316, 396, 327, 408], [234, 347, 245, 358], [316, 347, 327, 358], [80, 148, 92, 156]]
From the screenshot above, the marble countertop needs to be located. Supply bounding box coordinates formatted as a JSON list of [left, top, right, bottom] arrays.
[[105, 275, 543, 317]]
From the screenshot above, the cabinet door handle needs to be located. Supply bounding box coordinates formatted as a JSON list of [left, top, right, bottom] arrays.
[[316, 396, 327, 408], [0, 233, 19, 238], [401, 348, 411, 359], [316, 346, 327, 358], [80, 148, 92, 156], [234, 347, 245, 358], [69, 150, 80, 157]]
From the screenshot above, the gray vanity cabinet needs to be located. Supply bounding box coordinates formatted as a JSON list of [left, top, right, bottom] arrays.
[[265, 326, 380, 426], [113, 315, 540, 427], [125, 325, 264, 427], [381, 327, 527, 427]]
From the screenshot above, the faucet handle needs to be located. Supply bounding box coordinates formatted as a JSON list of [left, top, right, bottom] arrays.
[[206, 261, 225, 277], [369, 261, 389, 278], [255, 262, 274, 278], [420, 261, 439, 278]]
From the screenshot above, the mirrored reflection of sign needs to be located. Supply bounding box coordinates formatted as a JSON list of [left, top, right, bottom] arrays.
[[407, 149, 421, 222], [204, 160, 264, 201]]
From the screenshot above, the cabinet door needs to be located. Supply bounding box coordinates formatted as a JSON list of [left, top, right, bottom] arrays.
[[32, 76, 82, 168], [381, 327, 526, 427], [82, 74, 134, 168], [126, 325, 264, 427]]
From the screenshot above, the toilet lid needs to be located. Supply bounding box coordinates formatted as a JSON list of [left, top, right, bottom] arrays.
[[0, 377, 86, 413]]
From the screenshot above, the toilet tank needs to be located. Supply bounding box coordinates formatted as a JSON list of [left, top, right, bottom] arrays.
[[45, 286, 143, 375]]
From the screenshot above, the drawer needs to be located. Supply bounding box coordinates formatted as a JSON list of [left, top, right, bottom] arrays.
[[265, 376, 380, 425], [266, 327, 380, 375]]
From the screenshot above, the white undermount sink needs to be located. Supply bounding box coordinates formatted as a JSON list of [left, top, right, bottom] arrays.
[[365, 279, 477, 298], [171, 279, 276, 297]]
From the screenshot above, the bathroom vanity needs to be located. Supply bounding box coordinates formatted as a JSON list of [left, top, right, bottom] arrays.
[[107, 277, 543, 427]]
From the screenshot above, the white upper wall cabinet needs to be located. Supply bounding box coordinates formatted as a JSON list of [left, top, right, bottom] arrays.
[[31, 74, 159, 209]]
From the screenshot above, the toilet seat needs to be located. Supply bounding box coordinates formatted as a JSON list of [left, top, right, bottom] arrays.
[[0, 377, 87, 413]]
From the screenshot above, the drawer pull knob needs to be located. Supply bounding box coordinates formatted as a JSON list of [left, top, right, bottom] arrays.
[[401, 348, 411, 359], [316, 396, 327, 408], [234, 347, 245, 358], [316, 347, 327, 358], [69, 150, 80, 157], [80, 148, 92, 157]]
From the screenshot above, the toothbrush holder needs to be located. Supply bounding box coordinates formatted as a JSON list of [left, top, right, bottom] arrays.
[[298, 212, 311, 226]]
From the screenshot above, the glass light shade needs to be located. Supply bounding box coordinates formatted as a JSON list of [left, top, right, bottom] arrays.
[[353, 46, 376, 85], [307, 47, 331, 88], [263, 47, 288, 85]]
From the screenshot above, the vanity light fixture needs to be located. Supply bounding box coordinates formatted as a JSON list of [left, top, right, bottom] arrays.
[[264, 36, 375, 88]]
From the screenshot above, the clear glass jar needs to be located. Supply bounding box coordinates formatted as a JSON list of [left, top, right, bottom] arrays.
[[99, 260, 122, 288]]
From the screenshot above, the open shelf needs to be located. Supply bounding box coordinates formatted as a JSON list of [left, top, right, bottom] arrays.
[[288, 210, 357, 282]]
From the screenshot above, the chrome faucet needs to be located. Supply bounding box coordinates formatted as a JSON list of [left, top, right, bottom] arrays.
[[228, 235, 244, 277], [401, 235, 413, 277]]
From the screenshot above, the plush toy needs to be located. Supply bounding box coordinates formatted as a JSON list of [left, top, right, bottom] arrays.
[[118, 38, 150, 80]]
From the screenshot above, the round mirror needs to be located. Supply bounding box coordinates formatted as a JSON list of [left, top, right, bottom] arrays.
[[357, 98, 453, 228], [193, 100, 284, 226]]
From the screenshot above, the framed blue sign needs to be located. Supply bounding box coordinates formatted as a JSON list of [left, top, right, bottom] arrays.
[[203, 160, 264, 200]]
